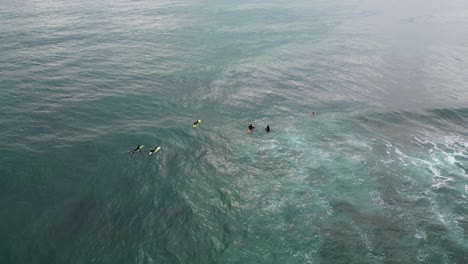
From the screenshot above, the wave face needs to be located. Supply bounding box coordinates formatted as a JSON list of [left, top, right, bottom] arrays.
[[0, 0, 467, 263]]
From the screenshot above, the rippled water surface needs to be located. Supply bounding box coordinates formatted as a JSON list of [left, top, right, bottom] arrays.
[[1, 0, 467, 263]]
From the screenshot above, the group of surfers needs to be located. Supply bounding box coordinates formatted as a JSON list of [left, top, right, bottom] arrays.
[[248, 124, 270, 133], [129, 119, 275, 155], [128, 145, 159, 155]]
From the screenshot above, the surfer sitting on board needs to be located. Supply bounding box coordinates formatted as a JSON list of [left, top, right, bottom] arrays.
[[265, 125, 270, 132], [248, 124, 255, 133], [129, 144, 143, 154]]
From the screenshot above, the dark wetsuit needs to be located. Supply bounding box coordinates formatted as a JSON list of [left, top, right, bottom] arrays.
[[129, 145, 142, 153], [248, 124, 254, 131], [265, 125, 270, 132]]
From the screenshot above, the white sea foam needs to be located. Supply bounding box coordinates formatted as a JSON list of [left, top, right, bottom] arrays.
[[351, 221, 374, 253], [417, 249, 429, 262], [414, 228, 427, 241]]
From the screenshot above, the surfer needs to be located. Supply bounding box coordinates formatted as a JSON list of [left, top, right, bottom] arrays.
[[193, 119, 201, 127], [149, 146, 160, 155], [248, 124, 255, 133], [265, 125, 270, 132], [129, 144, 143, 154]]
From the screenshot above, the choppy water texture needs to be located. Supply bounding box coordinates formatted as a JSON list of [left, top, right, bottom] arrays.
[[1, 0, 468, 263]]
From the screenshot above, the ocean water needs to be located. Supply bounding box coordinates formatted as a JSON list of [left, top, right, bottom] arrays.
[[1, 0, 468, 263]]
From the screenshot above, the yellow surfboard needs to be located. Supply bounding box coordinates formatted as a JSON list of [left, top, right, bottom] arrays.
[[193, 119, 201, 128]]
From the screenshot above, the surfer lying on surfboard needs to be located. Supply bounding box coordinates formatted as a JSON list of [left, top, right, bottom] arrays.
[[128, 144, 143, 154], [149, 146, 161, 155], [193, 119, 201, 128]]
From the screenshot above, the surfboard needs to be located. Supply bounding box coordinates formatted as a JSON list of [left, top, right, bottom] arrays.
[[149, 146, 161, 155], [193, 119, 201, 128]]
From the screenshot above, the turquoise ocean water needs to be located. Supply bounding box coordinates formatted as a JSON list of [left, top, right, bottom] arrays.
[[1, 0, 468, 263]]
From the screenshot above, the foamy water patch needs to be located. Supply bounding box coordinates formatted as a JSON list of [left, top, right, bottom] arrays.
[[384, 134, 468, 190]]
